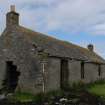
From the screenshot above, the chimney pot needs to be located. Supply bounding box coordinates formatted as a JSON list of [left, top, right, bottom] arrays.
[[87, 44, 94, 52], [10, 5, 15, 12]]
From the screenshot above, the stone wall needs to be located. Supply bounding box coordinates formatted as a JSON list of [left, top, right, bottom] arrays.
[[68, 60, 81, 84], [68, 60, 105, 84], [0, 30, 43, 94], [0, 28, 105, 94], [84, 63, 99, 83], [101, 64, 105, 79], [45, 57, 61, 92]]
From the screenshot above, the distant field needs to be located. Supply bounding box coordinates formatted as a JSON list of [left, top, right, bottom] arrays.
[[87, 84, 105, 97]]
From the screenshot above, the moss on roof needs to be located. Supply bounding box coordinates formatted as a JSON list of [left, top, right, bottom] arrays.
[[9, 25, 105, 64]]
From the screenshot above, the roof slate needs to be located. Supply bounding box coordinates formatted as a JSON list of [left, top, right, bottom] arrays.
[[8, 25, 105, 64]]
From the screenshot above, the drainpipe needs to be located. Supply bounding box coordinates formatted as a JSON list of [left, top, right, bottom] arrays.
[[39, 51, 48, 93], [42, 61, 46, 93], [41, 60, 47, 93]]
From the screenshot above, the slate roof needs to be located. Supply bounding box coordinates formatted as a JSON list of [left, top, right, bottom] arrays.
[[7, 25, 105, 64]]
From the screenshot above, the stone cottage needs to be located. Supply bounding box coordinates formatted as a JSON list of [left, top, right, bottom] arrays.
[[0, 6, 105, 94]]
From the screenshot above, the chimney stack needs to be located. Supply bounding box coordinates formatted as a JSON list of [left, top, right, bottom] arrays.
[[6, 5, 19, 27], [87, 44, 94, 52]]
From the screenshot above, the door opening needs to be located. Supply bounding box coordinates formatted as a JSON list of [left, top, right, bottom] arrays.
[[2, 61, 20, 93], [60, 59, 69, 90]]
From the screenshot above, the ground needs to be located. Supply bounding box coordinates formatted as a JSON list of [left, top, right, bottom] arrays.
[[1, 81, 105, 105], [87, 83, 105, 99]]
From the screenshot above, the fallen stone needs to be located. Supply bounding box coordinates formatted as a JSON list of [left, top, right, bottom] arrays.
[[59, 97, 68, 102], [0, 94, 6, 100]]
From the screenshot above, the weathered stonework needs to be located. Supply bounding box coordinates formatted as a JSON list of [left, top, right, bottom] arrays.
[[0, 6, 105, 94], [68, 60, 81, 84], [84, 63, 99, 83], [101, 65, 105, 79], [45, 57, 61, 92]]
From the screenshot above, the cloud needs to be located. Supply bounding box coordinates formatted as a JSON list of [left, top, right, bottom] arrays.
[[1, 0, 105, 35], [0, 0, 105, 58], [42, 0, 105, 34]]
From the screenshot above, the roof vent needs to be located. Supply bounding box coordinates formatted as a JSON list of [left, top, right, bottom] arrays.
[[87, 44, 94, 52]]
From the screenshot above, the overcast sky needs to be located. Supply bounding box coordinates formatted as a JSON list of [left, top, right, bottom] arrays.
[[0, 0, 105, 58]]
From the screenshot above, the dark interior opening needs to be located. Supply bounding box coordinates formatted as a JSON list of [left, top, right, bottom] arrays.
[[98, 65, 101, 76], [2, 61, 20, 93], [81, 61, 85, 79], [60, 59, 69, 90]]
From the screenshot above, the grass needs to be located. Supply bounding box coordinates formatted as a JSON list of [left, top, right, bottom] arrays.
[[87, 82, 105, 99], [8, 92, 36, 103], [6, 80, 105, 103], [7, 90, 64, 103], [69, 80, 105, 99]]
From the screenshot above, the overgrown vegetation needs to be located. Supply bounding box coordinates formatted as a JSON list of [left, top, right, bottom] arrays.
[[5, 80, 105, 103], [7, 92, 36, 103], [87, 84, 105, 96], [7, 90, 65, 103], [70, 79, 105, 91], [87, 80, 105, 99]]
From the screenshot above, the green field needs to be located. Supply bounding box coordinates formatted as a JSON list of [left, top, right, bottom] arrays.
[[87, 84, 105, 97]]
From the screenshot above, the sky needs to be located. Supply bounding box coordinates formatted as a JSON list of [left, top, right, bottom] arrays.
[[0, 0, 105, 58]]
